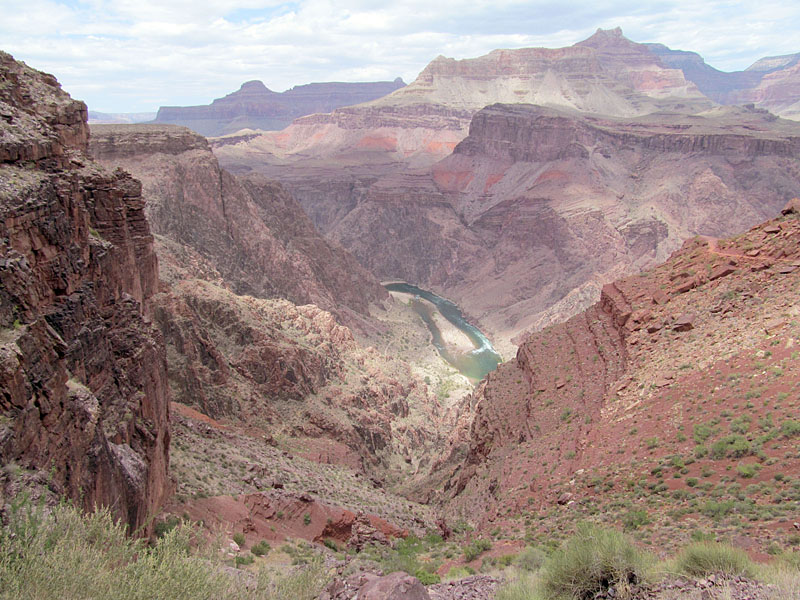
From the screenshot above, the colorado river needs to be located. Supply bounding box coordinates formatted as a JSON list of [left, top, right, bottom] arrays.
[[384, 282, 502, 381]]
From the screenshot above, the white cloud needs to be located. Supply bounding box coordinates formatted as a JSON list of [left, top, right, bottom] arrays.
[[0, 0, 798, 111]]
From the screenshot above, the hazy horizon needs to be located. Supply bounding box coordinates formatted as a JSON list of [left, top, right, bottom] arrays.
[[2, 0, 799, 113]]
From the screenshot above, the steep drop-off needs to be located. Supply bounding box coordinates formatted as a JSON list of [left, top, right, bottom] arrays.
[[90, 124, 450, 486], [0, 52, 169, 533]]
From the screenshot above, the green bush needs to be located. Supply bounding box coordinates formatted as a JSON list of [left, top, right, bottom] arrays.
[[251, 540, 271, 556], [780, 420, 800, 438], [232, 532, 246, 547], [446, 565, 475, 579], [539, 524, 651, 600], [693, 424, 716, 443], [514, 546, 547, 572], [235, 554, 254, 568], [710, 435, 752, 459], [496, 572, 540, 600], [154, 515, 181, 538], [463, 538, 492, 562], [322, 538, 338, 552], [675, 542, 754, 577], [700, 500, 735, 519], [414, 568, 441, 585], [622, 509, 650, 531], [736, 463, 760, 479]]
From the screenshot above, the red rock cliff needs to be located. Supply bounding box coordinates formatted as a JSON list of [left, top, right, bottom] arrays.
[[0, 51, 169, 533]]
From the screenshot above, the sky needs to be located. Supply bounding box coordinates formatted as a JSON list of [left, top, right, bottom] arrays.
[[2, 0, 800, 113]]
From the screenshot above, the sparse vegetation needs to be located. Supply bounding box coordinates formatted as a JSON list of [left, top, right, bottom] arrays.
[[539, 524, 651, 600], [675, 541, 754, 577], [0, 499, 329, 600], [463, 538, 492, 562]]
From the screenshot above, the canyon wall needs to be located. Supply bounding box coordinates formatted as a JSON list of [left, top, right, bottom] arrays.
[[0, 52, 169, 533], [90, 124, 389, 329]]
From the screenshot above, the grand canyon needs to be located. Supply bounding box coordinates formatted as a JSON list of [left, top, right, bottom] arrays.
[[1, 24, 800, 600]]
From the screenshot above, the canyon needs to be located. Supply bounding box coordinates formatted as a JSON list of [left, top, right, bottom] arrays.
[[0, 51, 169, 534], [214, 28, 800, 357], [2, 24, 800, 599]]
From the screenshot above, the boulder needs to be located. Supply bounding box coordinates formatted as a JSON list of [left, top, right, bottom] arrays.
[[672, 314, 695, 332], [359, 572, 430, 600], [781, 198, 800, 215]]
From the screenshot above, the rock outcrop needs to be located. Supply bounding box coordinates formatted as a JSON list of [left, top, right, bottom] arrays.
[[90, 124, 442, 482], [215, 31, 800, 356], [154, 78, 406, 136], [215, 28, 712, 173], [0, 52, 169, 533]]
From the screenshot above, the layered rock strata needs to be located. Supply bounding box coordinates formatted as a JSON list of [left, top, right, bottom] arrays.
[[0, 52, 169, 533]]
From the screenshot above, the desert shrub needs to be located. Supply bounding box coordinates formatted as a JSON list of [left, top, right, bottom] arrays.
[[700, 499, 735, 519], [321, 538, 338, 552], [463, 538, 492, 562], [693, 424, 715, 443], [233, 532, 246, 547], [515, 546, 547, 572], [710, 435, 752, 459], [0, 497, 329, 600], [780, 420, 800, 438], [496, 571, 541, 600], [414, 568, 441, 584], [154, 515, 182, 538], [675, 541, 754, 577], [539, 523, 651, 600], [235, 554, 255, 568], [251, 540, 271, 556], [446, 565, 475, 579], [736, 463, 761, 479], [622, 509, 650, 531], [262, 557, 329, 600], [0, 499, 231, 599]]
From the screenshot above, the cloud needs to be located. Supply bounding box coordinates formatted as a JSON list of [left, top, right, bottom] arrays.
[[1, 0, 798, 111]]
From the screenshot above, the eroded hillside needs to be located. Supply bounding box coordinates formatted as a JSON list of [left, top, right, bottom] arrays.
[[432, 202, 800, 555]]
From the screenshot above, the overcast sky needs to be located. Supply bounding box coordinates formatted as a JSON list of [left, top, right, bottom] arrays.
[[2, 0, 799, 113]]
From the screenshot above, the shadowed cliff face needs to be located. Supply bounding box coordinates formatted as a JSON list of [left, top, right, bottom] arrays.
[[89, 124, 450, 483], [0, 52, 169, 533]]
